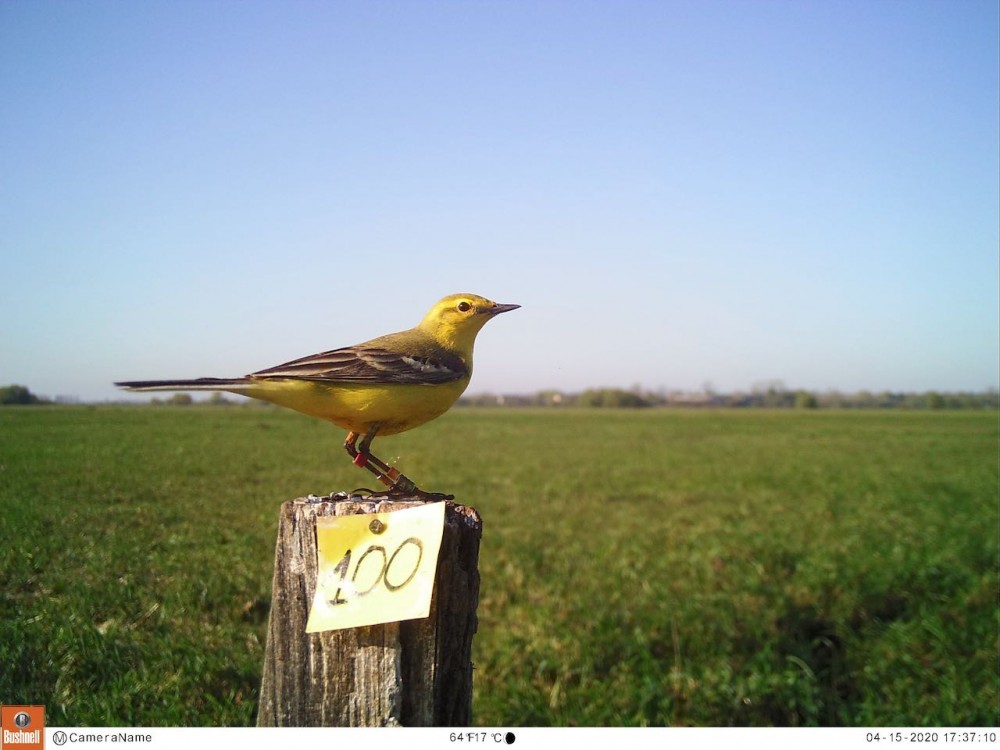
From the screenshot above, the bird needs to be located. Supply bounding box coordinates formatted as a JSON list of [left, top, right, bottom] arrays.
[[116, 293, 519, 498]]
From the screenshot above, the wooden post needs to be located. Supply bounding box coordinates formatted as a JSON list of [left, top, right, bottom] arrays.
[[256, 496, 483, 727]]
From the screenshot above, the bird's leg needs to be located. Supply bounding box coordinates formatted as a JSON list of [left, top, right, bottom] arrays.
[[344, 428, 418, 495]]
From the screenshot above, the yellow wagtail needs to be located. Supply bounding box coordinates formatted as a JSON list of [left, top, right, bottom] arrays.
[[116, 293, 519, 498]]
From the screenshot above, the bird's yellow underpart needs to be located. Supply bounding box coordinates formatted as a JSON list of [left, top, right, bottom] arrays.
[[239, 377, 469, 436]]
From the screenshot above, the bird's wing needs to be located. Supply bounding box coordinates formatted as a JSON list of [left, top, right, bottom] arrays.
[[249, 345, 468, 385]]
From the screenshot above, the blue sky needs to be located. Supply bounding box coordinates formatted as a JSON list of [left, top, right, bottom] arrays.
[[2, 1, 997, 401]]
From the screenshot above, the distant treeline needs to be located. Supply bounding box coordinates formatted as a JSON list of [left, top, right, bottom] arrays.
[[0, 385, 47, 405], [2, 383, 998, 410], [458, 387, 1000, 410]]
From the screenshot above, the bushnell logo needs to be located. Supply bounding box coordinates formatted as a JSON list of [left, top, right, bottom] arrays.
[[1, 705, 45, 750]]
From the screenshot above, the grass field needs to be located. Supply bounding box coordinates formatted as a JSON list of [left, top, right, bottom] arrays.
[[1, 405, 996, 726]]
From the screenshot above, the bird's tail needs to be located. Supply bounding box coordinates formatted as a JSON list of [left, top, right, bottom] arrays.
[[115, 377, 252, 392]]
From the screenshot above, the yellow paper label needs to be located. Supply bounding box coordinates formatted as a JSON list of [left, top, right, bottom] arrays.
[[306, 502, 446, 632]]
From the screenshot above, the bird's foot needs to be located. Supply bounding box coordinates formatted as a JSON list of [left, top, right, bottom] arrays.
[[383, 468, 454, 501]]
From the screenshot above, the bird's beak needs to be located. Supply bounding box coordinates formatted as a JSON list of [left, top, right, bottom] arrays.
[[489, 303, 520, 315]]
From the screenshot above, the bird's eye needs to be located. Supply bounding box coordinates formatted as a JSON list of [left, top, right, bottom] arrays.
[[457, 301, 472, 312]]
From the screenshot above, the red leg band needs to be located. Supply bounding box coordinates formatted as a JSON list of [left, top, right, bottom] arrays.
[[353, 453, 368, 468]]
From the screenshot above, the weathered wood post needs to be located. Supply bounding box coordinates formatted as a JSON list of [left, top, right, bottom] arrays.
[[256, 496, 482, 727]]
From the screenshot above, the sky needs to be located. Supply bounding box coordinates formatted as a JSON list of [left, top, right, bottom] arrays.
[[1, 0, 998, 402]]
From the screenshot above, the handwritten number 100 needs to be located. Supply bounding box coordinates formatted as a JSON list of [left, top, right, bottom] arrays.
[[328, 537, 424, 605]]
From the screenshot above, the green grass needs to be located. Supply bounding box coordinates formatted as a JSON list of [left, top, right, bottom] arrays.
[[0, 406, 996, 726]]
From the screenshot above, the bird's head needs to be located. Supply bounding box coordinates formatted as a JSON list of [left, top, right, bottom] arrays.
[[418, 294, 519, 353]]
